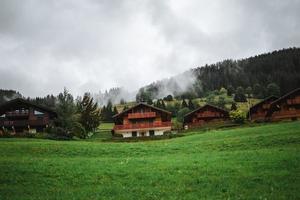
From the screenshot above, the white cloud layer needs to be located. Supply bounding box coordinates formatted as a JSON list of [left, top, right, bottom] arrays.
[[0, 0, 299, 97]]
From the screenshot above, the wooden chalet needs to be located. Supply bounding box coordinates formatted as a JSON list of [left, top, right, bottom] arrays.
[[0, 98, 57, 134], [112, 103, 172, 138], [266, 88, 300, 121], [247, 96, 278, 122], [183, 104, 229, 129]]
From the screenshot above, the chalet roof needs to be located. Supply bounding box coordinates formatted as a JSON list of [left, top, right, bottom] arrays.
[[266, 88, 300, 116], [0, 98, 57, 116], [184, 104, 229, 120], [112, 102, 171, 119], [248, 96, 278, 112]]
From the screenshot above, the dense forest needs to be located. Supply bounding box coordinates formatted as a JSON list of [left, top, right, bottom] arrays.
[[136, 47, 300, 100]]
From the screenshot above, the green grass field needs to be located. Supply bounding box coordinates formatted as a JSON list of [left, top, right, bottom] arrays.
[[0, 121, 299, 199]]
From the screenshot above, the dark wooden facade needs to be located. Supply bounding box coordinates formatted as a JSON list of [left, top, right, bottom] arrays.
[[0, 98, 57, 133], [266, 88, 300, 121], [247, 96, 278, 122], [184, 104, 229, 129], [113, 103, 172, 138]]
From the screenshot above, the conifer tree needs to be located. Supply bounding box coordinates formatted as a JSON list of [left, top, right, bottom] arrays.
[[77, 93, 101, 135], [181, 99, 188, 108], [188, 99, 195, 110]]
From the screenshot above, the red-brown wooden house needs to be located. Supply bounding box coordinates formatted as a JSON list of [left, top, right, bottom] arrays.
[[266, 88, 300, 121], [183, 104, 229, 129], [112, 103, 172, 138], [247, 96, 278, 122], [0, 98, 57, 134]]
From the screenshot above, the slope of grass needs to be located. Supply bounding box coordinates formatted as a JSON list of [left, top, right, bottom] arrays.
[[0, 121, 299, 199]]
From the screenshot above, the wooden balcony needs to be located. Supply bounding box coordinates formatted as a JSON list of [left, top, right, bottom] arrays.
[[197, 113, 222, 118], [5, 111, 29, 117], [262, 104, 271, 109], [0, 119, 48, 127], [113, 121, 171, 130], [287, 99, 300, 105], [128, 112, 156, 119]]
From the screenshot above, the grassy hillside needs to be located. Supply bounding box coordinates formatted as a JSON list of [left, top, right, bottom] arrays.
[[0, 122, 299, 199], [115, 96, 261, 114]]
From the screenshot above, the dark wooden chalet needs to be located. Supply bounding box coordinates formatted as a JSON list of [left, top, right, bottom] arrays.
[[0, 98, 57, 134], [266, 88, 300, 121], [112, 103, 172, 138], [183, 104, 229, 129], [247, 96, 278, 122]]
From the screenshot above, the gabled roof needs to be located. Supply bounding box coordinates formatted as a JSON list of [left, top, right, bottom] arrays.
[[248, 96, 278, 112], [184, 104, 229, 120], [266, 88, 300, 116], [0, 98, 57, 116], [112, 102, 171, 118]]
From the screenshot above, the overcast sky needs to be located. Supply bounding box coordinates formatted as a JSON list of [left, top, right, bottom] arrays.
[[0, 0, 299, 97]]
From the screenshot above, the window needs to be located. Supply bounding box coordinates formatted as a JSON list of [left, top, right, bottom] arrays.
[[34, 110, 44, 115], [132, 131, 137, 137], [149, 130, 155, 136]]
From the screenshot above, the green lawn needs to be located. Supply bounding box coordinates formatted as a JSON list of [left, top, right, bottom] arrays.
[[0, 121, 300, 199]]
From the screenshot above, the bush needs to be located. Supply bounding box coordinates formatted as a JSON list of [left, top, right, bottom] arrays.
[[230, 110, 246, 124], [45, 126, 72, 140], [172, 121, 183, 131], [72, 122, 87, 139], [0, 128, 12, 138], [177, 108, 191, 123]]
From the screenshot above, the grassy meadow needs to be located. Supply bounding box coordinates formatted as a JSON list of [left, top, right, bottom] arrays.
[[0, 121, 299, 199]]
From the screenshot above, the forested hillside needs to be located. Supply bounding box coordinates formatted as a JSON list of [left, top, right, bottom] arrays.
[[137, 48, 300, 100]]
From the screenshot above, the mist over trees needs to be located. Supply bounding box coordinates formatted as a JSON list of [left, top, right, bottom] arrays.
[[0, 90, 22, 104], [136, 48, 300, 101], [91, 87, 135, 106]]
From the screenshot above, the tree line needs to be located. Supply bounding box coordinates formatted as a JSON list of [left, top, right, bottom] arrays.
[[136, 47, 300, 101]]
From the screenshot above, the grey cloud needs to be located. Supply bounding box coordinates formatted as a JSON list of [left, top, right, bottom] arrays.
[[0, 0, 299, 98]]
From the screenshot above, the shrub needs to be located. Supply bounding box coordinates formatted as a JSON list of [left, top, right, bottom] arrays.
[[0, 128, 12, 138], [230, 110, 246, 124], [172, 121, 183, 131], [177, 108, 191, 123], [72, 122, 87, 139]]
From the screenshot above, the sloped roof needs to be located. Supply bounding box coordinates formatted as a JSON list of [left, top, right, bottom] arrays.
[[113, 102, 171, 119], [248, 96, 278, 112], [184, 104, 229, 120], [0, 98, 57, 116]]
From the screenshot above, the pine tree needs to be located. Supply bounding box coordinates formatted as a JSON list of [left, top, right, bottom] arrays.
[[77, 94, 101, 136], [245, 86, 252, 98], [113, 106, 118, 115], [227, 85, 235, 96], [181, 99, 188, 108], [55, 88, 77, 136], [231, 102, 237, 111], [161, 100, 166, 109], [266, 83, 280, 97], [234, 87, 247, 102], [188, 99, 195, 110]]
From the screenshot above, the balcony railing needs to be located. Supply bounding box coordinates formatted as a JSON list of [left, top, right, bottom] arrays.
[[5, 111, 29, 117], [287, 99, 300, 105], [128, 112, 156, 119], [113, 121, 171, 130], [0, 119, 48, 127], [197, 113, 222, 118], [262, 104, 271, 109]]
